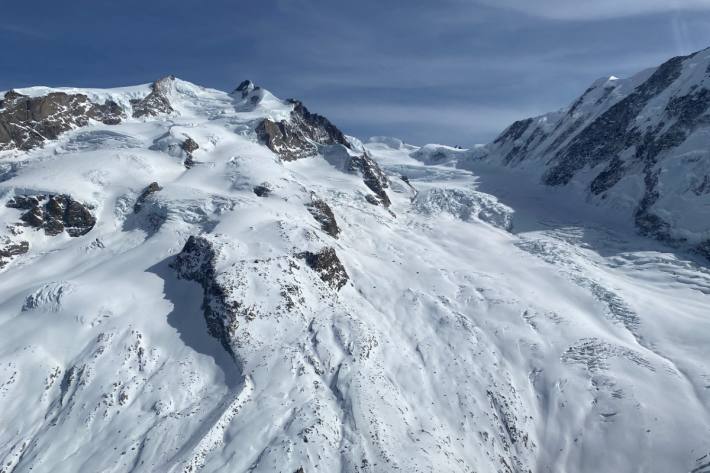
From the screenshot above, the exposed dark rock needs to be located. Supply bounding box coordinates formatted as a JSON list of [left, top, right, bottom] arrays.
[[133, 182, 163, 213], [181, 137, 199, 168], [172, 235, 240, 359], [7, 194, 96, 237], [543, 53, 688, 187], [256, 100, 350, 161], [297, 247, 348, 290], [503, 126, 546, 166], [181, 137, 199, 153], [0, 90, 123, 151], [93, 100, 123, 125], [0, 238, 29, 268], [253, 183, 272, 197], [6, 194, 42, 211], [306, 195, 340, 238], [234, 80, 255, 98], [365, 194, 380, 206], [634, 172, 674, 243], [1, 90, 25, 103], [590, 158, 626, 195], [233, 80, 263, 109], [625, 87, 710, 240], [256, 119, 307, 160], [493, 118, 533, 145], [349, 152, 391, 207], [130, 76, 175, 118], [288, 100, 350, 146]]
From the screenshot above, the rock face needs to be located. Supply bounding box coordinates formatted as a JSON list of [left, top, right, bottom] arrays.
[[181, 136, 199, 168], [296, 247, 348, 290], [323, 145, 393, 207], [252, 183, 272, 197], [0, 91, 123, 151], [181, 137, 199, 153], [6, 194, 96, 236], [542, 55, 688, 188], [233, 80, 255, 98], [133, 182, 162, 213], [306, 195, 340, 238], [172, 235, 240, 358], [131, 76, 175, 118], [173, 235, 347, 365], [349, 152, 391, 207], [256, 99, 350, 161], [0, 238, 29, 269], [468, 47, 710, 256]]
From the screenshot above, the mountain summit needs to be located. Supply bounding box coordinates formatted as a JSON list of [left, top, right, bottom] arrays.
[[1, 54, 709, 473]]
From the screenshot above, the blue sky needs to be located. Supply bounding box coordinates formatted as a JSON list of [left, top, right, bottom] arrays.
[[3, 0, 710, 145]]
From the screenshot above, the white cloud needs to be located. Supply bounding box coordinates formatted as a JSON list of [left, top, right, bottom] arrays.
[[475, 0, 710, 20]]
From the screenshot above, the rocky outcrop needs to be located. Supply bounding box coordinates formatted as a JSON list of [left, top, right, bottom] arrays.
[[0, 91, 123, 151], [289, 100, 350, 147], [323, 145, 392, 207], [543, 54, 688, 187], [253, 183, 272, 197], [173, 235, 344, 361], [0, 238, 29, 269], [297, 247, 348, 290], [306, 195, 340, 238], [233, 80, 255, 99], [350, 152, 391, 207], [256, 119, 308, 160], [232, 79, 265, 109], [179, 136, 199, 168], [256, 100, 350, 161], [6, 194, 96, 236], [172, 235, 241, 358], [181, 137, 199, 153], [130, 76, 175, 118], [133, 182, 162, 213]]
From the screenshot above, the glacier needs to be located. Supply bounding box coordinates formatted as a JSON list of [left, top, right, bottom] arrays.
[[0, 58, 709, 473]]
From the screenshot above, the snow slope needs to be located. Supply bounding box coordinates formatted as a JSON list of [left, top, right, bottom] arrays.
[[455, 47, 710, 259], [0, 76, 709, 473]]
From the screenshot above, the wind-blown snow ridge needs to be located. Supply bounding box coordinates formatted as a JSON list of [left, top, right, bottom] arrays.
[[0, 64, 708, 473]]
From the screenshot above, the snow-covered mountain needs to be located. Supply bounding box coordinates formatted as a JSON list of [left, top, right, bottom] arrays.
[[453, 47, 710, 259], [0, 57, 709, 473]]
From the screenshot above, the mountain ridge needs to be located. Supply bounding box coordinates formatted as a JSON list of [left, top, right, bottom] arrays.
[[448, 46, 710, 260], [0, 55, 709, 473]]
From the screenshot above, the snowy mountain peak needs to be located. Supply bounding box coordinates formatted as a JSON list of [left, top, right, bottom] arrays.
[[232, 79, 256, 97], [1, 51, 710, 473], [453, 46, 710, 260]]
